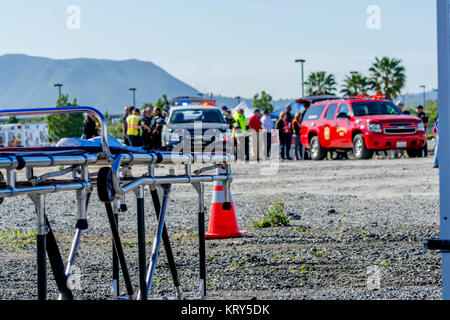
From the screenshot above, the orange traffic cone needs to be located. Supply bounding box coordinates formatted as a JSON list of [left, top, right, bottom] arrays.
[[205, 169, 246, 240]]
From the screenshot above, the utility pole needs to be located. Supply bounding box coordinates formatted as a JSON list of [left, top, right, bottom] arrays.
[[295, 59, 306, 97], [129, 88, 137, 108], [420, 85, 426, 106], [54, 84, 63, 99]]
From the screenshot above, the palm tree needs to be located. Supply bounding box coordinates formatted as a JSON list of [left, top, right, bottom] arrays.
[[369, 57, 406, 100], [340, 72, 372, 96], [304, 71, 337, 96]]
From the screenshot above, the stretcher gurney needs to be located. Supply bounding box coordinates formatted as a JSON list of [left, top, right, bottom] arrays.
[[0, 107, 234, 300]]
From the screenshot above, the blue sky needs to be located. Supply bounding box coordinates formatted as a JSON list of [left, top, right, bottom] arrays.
[[0, 0, 437, 99]]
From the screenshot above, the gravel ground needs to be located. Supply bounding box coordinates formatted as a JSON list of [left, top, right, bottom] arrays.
[[0, 157, 442, 300]]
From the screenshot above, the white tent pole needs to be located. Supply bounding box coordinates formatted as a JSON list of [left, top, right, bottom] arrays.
[[437, 0, 450, 300]]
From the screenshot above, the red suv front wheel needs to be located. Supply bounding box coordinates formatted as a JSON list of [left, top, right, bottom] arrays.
[[310, 136, 327, 161], [353, 134, 373, 160]]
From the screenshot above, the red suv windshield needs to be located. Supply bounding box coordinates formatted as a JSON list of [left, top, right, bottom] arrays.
[[352, 101, 402, 117]]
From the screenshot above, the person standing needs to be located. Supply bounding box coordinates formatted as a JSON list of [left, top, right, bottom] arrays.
[[285, 105, 293, 159], [150, 108, 164, 150], [277, 112, 291, 160], [397, 101, 410, 115], [249, 109, 263, 161], [233, 108, 250, 161], [122, 106, 131, 146], [261, 109, 274, 158], [416, 105, 429, 157], [83, 113, 99, 140], [292, 112, 302, 160], [126, 108, 143, 147], [142, 107, 153, 149], [434, 117, 439, 168], [225, 111, 235, 130]]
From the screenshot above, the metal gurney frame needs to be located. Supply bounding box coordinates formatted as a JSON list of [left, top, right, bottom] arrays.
[[0, 107, 234, 300]]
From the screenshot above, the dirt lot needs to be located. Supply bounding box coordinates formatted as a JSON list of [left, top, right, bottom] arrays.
[[0, 157, 442, 300]]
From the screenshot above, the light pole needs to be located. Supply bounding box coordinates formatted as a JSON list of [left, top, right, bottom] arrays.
[[129, 88, 137, 108], [420, 85, 426, 106], [295, 59, 306, 97], [54, 83, 63, 99]]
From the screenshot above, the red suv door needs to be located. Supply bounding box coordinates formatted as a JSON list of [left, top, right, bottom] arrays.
[[333, 103, 353, 148], [321, 103, 339, 149]]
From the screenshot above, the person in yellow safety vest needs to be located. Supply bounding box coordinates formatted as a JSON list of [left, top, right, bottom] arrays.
[[126, 108, 143, 147], [232, 108, 250, 161]]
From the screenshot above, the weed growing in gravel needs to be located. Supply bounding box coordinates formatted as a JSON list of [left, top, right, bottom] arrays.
[[0, 228, 36, 251], [253, 201, 290, 228], [300, 264, 309, 275], [380, 260, 391, 268]]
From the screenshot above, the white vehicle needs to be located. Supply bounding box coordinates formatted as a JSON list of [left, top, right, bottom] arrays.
[[0, 123, 50, 147], [162, 105, 232, 151]]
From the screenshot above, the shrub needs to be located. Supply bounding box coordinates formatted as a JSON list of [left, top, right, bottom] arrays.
[[254, 201, 291, 228]]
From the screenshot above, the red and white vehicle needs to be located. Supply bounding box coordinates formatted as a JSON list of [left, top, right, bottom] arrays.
[[299, 95, 427, 160]]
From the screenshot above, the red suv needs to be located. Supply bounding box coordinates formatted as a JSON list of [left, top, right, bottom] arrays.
[[299, 96, 427, 160]]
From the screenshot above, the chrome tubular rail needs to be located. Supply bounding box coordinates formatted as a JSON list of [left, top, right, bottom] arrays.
[[0, 107, 111, 160], [110, 153, 232, 196]]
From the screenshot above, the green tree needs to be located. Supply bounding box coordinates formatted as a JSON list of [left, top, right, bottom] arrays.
[[253, 91, 274, 112], [340, 72, 372, 96], [369, 56, 406, 100], [155, 94, 169, 111], [141, 102, 154, 110], [46, 94, 84, 140], [6, 116, 19, 124], [305, 71, 337, 96]]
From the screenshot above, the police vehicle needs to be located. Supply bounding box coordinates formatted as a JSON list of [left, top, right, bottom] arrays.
[[162, 97, 232, 151]]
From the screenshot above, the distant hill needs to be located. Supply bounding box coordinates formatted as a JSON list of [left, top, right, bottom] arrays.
[[0, 54, 432, 114], [0, 54, 199, 113]]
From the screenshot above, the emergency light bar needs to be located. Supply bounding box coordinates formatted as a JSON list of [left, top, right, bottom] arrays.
[[346, 94, 385, 100]]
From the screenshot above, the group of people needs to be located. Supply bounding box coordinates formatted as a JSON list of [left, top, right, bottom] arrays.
[[121, 106, 166, 149], [222, 105, 308, 161], [82, 105, 167, 149]]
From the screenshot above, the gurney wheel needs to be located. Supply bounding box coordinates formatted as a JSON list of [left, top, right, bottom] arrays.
[[97, 167, 116, 203]]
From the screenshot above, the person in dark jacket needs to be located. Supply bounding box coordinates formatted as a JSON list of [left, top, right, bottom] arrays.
[[277, 112, 292, 160], [142, 107, 153, 149], [416, 105, 429, 157], [83, 114, 99, 140], [285, 105, 293, 158], [150, 108, 164, 150], [292, 112, 302, 160]]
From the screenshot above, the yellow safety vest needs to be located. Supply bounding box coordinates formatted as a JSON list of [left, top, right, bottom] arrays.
[[126, 114, 141, 136], [233, 112, 248, 137]]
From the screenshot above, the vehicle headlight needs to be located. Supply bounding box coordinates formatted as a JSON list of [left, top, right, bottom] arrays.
[[418, 122, 425, 132], [368, 123, 382, 133]]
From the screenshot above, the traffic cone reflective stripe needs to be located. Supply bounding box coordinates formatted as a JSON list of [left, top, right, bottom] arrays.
[[205, 169, 246, 240]]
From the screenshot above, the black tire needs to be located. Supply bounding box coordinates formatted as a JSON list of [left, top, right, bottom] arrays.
[[353, 134, 373, 160], [97, 167, 116, 203], [310, 136, 327, 161], [407, 148, 420, 158]]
